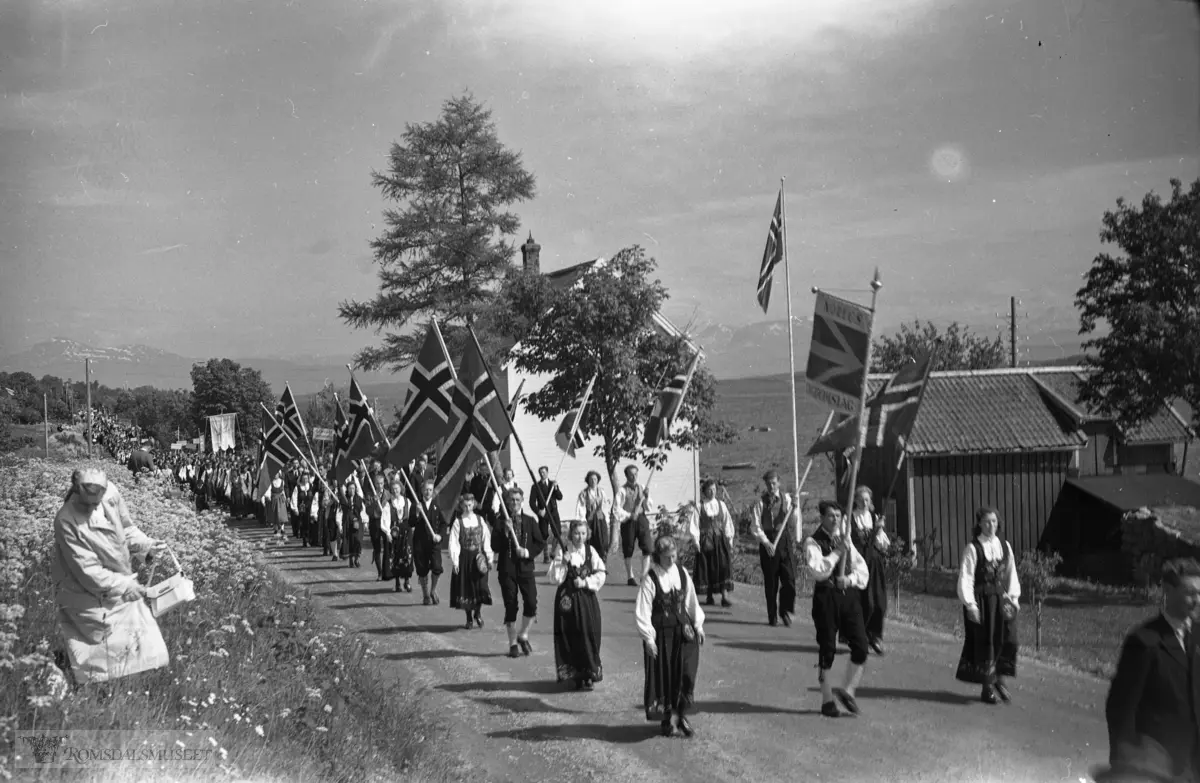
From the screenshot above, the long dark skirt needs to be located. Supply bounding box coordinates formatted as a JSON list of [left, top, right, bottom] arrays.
[[955, 595, 1018, 685], [392, 531, 414, 580], [860, 546, 888, 640], [587, 518, 609, 560], [553, 584, 603, 683], [693, 536, 733, 595], [450, 552, 492, 611], [380, 536, 394, 581], [344, 527, 362, 557], [643, 624, 700, 721]]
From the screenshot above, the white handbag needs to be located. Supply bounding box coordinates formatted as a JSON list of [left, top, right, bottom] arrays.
[[145, 547, 196, 618]]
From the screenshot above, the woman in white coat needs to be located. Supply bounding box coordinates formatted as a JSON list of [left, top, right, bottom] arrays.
[[52, 468, 170, 684]]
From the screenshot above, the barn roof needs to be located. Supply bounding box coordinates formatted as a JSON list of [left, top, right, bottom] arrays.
[[1066, 474, 1200, 512], [862, 366, 1190, 456]]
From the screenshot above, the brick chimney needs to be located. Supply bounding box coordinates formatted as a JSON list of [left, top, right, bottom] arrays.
[[520, 232, 541, 275]]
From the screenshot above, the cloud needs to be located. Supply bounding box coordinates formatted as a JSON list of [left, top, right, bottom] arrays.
[[306, 238, 336, 255]]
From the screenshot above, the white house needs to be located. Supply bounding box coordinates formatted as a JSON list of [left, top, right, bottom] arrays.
[[496, 235, 700, 523]]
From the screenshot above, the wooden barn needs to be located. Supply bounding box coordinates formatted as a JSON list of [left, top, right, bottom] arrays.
[[844, 366, 1194, 570], [497, 236, 700, 519]]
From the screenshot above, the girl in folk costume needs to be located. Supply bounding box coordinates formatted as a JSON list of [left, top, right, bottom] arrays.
[[575, 471, 611, 559], [289, 471, 319, 549], [411, 479, 447, 605], [340, 480, 367, 569], [385, 478, 414, 593], [849, 485, 890, 655], [449, 493, 495, 630], [549, 520, 607, 690], [684, 478, 736, 608], [637, 534, 706, 738], [956, 506, 1021, 705], [265, 475, 290, 541]]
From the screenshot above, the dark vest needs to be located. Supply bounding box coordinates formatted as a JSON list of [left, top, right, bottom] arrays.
[[296, 485, 315, 517], [649, 568, 692, 630], [971, 539, 1011, 600], [760, 493, 793, 545], [811, 527, 838, 589]]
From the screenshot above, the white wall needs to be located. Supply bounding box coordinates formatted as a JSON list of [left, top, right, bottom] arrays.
[[502, 364, 699, 521]]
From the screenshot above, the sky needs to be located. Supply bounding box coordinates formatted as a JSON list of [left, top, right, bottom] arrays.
[[0, 0, 1196, 362]]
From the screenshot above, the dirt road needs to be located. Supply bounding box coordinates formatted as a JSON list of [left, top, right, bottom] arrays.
[[238, 520, 1112, 783]]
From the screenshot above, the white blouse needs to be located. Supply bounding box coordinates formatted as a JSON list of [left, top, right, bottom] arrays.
[[683, 499, 735, 548], [851, 509, 891, 552], [634, 563, 706, 646], [547, 544, 607, 592], [448, 512, 494, 568], [957, 535, 1021, 613], [381, 495, 411, 541], [575, 487, 610, 525], [804, 531, 870, 589]]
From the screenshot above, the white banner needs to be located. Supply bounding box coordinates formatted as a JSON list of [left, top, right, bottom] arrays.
[[207, 413, 237, 452]]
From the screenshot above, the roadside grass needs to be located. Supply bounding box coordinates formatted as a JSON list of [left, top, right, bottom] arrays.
[[0, 455, 456, 782]]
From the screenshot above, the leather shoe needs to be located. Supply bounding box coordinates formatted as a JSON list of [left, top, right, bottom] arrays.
[[820, 700, 841, 718], [780, 613, 792, 627], [833, 687, 860, 716], [517, 637, 533, 656], [994, 682, 1011, 703], [508, 644, 521, 658], [869, 639, 885, 656], [661, 719, 674, 737], [676, 715, 694, 738]]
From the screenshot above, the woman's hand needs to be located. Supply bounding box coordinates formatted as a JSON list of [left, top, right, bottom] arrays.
[[122, 583, 147, 602], [695, 628, 706, 645], [644, 640, 658, 660], [433, 534, 442, 544], [150, 540, 169, 553], [966, 605, 981, 625]]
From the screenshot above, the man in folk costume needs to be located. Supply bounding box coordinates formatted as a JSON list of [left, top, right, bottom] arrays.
[[804, 500, 871, 718], [497, 486, 546, 658], [411, 478, 447, 605], [289, 469, 318, 549], [613, 465, 655, 586], [529, 465, 563, 564], [406, 454, 432, 504], [750, 470, 799, 627]]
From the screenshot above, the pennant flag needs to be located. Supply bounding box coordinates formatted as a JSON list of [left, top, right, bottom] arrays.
[[804, 290, 874, 414], [555, 374, 596, 457], [643, 352, 701, 449], [433, 333, 513, 519], [332, 396, 355, 484], [277, 384, 310, 452], [386, 323, 455, 468], [344, 376, 382, 463], [806, 347, 937, 456], [257, 409, 303, 496], [756, 189, 784, 313]]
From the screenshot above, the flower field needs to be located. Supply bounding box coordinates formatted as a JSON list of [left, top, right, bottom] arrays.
[[0, 456, 454, 782]]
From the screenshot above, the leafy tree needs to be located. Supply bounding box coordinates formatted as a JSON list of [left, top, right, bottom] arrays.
[[1017, 549, 1063, 651], [189, 359, 274, 447], [494, 246, 735, 493], [1075, 178, 1200, 431], [303, 384, 348, 432], [339, 92, 537, 371], [872, 320, 1006, 372]]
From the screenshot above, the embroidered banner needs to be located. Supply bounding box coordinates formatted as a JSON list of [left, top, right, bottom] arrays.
[[207, 413, 237, 452], [804, 291, 873, 414]]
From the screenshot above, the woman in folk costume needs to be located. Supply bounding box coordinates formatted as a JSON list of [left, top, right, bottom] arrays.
[[289, 470, 319, 549], [385, 477, 414, 593], [265, 474, 290, 541], [848, 486, 890, 655], [684, 478, 735, 608], [637, 534, 706, 738], [340, 479, 367, 569], [53, 468, 170, 683], [448, 493, 494, 630], [956, 506, 1021, 704], [575, 470, 610, 560], [549, 519, 607, 690]]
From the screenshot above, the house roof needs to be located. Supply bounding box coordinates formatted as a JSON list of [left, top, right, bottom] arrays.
[[1066, 474, 1200, 512], [544, 259, 604, 292], [862, 366, 1191, 456]]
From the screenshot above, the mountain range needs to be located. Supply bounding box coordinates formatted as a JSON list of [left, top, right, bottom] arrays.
[[0, 322, 1089, 400]]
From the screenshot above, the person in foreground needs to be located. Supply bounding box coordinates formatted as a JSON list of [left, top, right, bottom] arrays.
[[1096, 557, 1200, 783], [53, 467, 170, 684], [636, 534, 705, 738], [955, 506, 1021, 704], [548, 520, 606, 690], [803, 500, 870, 718], [496, 487, 545, 658]]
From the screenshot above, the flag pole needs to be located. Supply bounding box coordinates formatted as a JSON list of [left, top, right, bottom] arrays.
[[772, 409, 836, 551], [838, 268, 883, 578], [780, 178, 802, 505], [260, 401, 333, 496]]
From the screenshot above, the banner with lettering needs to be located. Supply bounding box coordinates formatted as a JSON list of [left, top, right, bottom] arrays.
[[804, 291, 874, 414], [207, 413, 237, 452]]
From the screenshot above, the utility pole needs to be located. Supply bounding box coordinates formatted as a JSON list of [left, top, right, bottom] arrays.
[[995, 296, 1028, 368], [85, 358, 93, 456]]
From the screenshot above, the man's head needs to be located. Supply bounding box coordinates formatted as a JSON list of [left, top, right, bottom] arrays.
[[1163, 558, 1200, 622], [763, 470, 780, 495], [505, 486, 525, 514], [818, 500, 843, 532], [538, 466, 549, 481], [71, 468, 108, 511], [624, 465, 638, 484]]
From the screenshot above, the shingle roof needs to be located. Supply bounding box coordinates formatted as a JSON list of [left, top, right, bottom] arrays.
[[543, 259, 603, 291], [861, 366, 1190, 456]]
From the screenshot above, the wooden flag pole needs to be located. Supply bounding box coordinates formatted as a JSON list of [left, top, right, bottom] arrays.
[[838, 269, 882, 578], [85, 358, 92, 457], [43, 393, 49, 458], [780, 177, 802, 504], [258, 401, 334, 496], [771, 409, 836, 551], [363, 396, 436, 540]]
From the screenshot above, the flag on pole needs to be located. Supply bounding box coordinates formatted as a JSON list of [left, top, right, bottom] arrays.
[[756, 189, 784, 313], [344, 375, 382, 462], [554, 373, 596, 457], [277, 384, 310, 451], [332, 396, 355, 484], [804, 290, 874, 414], [257, 409, 304, 496], [643, 352, 702, 449], [433, 335, 513, 519], [805, 347, 937, 456], [386, 322, 456, 468]]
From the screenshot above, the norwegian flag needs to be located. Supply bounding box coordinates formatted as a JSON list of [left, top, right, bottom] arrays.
[[643, 352, 701, 449], [344, 375, 383, 463], [805, 346, 938, 456], [276, 384, 310, 452], [386, 322, 455, 469], [332, 395, 355, 485], [756, 188, 784, 313], [433, 331, 513, 519], [554, 373, 596, 457], [257, 409, 303, 496]]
